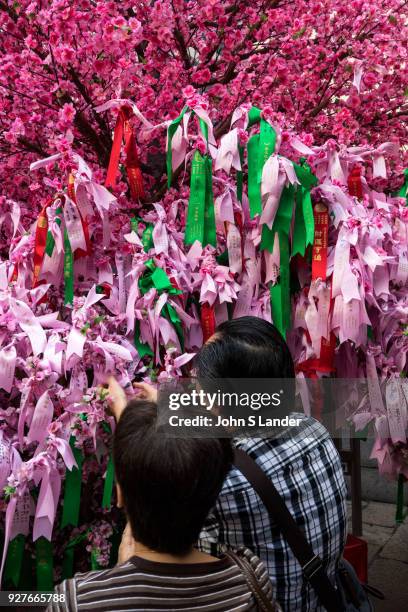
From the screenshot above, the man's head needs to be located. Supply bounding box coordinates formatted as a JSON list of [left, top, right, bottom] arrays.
[[195, 316, 295, 379], [113, 400, 233, 555]]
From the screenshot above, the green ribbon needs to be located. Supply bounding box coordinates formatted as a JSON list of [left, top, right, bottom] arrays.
[[130, 216, 138, 233], [166, 106, 188, 186], [258, 119, 277, 178], [398, 168, 408, 203], [102, 453, 115, 510], [91, 548, 102, 571], [185, 150, 206, 245], [151, 267, 174, 292], [291, 187, 314, 258], [138, 260, 181, 296], [246, 108, 277, 218], [396, 474, 406, 523], [61, 531, 89, 580], [163, 303, 184, 350], [247, 134, 262, 218], [269, 233, 291, 339], [247, 106, 262, 128], [185, 117, 216, 247], [142, 223, 154, 252], [63, 228, 74, 305], [35, 537, 53, 591], [134, 319, 154, 358], [61, 437, 83, 529], [18, 547, 33, 590], [203, 156, 216, 247], [292, 161, 317, 257], [3, 534, 25, 587], [264, 186, 295, 339]]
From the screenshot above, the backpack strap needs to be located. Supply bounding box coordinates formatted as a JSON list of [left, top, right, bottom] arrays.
[[234, 448, 343, 612]]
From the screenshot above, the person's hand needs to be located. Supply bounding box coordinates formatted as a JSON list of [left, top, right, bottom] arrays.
[[117, 522, 137, 565], [105, 376, 127, 422], [133, 381, 158, 403]]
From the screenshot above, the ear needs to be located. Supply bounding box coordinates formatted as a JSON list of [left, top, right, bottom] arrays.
[[116, 483, 124, 508]]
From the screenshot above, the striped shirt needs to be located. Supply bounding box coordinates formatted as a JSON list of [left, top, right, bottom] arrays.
[[47, 548, 280, 611], [198, 414, 347, 611]]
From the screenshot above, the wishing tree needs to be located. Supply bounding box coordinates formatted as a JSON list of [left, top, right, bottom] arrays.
[[0, 0, 408, 592]]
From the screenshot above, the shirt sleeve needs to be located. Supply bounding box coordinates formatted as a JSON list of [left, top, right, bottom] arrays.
[[45, 578, 77, 612]]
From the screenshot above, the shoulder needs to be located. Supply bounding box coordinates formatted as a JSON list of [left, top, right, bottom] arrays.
[[56, 561, 135, 600]]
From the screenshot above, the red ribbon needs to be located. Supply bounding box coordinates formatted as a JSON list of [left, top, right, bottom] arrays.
[[298, 200, 335, 418], [32, 199, 53, 288], [311, 201, 329, 281], [105, 106, 144, 201], [201, 303, 216, 342], [348, 165, 363, 200]]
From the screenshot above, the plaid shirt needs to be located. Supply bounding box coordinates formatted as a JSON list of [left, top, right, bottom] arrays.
[[198, 414, 347, 611]]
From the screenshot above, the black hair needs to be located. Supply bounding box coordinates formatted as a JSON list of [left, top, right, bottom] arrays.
[[113, 400, 233, 556], [195, 316, 295, 379]]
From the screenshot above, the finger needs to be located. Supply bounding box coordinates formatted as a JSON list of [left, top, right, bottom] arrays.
[[133, 382, 150, 390]]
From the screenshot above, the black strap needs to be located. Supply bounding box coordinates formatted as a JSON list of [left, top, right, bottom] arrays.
[[234, 448, 343, 612]]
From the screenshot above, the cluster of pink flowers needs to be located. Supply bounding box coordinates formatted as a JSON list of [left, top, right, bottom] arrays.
[[0, 1, 407, 208]]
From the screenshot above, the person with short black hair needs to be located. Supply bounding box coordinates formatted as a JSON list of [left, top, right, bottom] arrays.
[[196, 316, 347, 612], [48, 399, 280, 611]]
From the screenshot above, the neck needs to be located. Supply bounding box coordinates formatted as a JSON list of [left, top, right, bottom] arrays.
[[132, 541, 217, 564]]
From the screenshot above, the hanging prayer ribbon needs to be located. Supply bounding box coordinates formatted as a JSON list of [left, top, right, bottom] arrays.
[[266, 186, 295, 338], [134, 320, 154, 358], [62, 531, 88, 580], [166, 106, 188, 186], [67, 174, 91, 259], [63, 228, 74, 306], [3, 534, 25, 587], [292, 160, 317, 257], [185, 116, 217, 247], [185, 151, 207, 245], [32, 199, 53, 287], [102, 453, 115, 510], [203, 156, 217, 247], [164, 303, 184, 350], [312, 202, 329, 281], [60, 438, 83, 529], [201, 303, 216, 342], [105, 106, 144, 200], [35, 537, 53, 591], [91, 548, 102, 571], [247, 134, 262, 218], [398, 168, 408, 203], [247, 108, 277, 219], [45, 205, 63, 257], [348, 165, 363, 200]]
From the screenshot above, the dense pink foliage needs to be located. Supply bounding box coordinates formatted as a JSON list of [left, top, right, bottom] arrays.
[[1, 0, 407, 210]]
